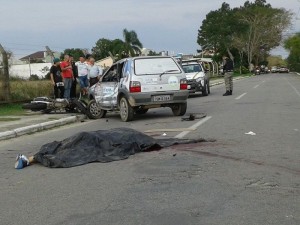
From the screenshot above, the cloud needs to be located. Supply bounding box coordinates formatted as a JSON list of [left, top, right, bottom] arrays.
[[1, 0, 300, 57]]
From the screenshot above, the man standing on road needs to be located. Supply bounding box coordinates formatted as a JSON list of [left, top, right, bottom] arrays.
[[60, 54, 74, 99], [88, 57, 103, 86], [222, 56, 233, 96], [70, 55, 78, 98], [50, 58, 64, 98], [76, 55, 89, 95]]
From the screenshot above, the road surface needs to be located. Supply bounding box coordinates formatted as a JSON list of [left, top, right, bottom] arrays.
[[0, 73, 299, 225]]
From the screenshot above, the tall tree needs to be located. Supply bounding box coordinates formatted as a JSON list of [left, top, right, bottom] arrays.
[[123, 29, 143, 56], [237, 0, 292, 68], [92, 38, 130, 61], [92, 38, 114, 60], [284, 33, 300, 72], [61, 48, 86, 61], [197, 3, 242, 61], [197, 0, 292, 70]]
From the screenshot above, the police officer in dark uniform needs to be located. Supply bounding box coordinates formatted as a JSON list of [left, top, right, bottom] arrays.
[[222, 56, 234, 96]]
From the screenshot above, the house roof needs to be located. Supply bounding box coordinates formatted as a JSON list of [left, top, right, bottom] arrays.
[[19, 51, 45, 61]]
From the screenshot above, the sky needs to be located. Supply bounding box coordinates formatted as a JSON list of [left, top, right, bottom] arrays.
[[1, 0, 300, 60]]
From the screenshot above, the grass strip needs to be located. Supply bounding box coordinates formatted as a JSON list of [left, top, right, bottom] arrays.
[[0, 104, 26, 116]]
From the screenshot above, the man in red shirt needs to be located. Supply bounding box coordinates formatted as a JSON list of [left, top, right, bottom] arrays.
[[60, 54, 74, 99]]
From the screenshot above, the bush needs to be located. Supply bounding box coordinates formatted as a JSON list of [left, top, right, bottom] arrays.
[[29, 74, 40, 81], [0, 80, 53, 102], [234, 66, 249, 74]]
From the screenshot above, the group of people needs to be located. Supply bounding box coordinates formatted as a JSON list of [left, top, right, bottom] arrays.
[[50, 54, 103, 99]]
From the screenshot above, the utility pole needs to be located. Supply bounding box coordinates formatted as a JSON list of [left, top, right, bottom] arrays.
[[28, 57, 32, 76], [0, 44, 11, 102]]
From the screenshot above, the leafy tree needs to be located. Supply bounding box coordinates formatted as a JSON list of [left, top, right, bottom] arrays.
[[123, 29, 143, 56], [92, 38, 129, 61], [237, 0, 292, 68], [92, 29, 143, 61], [92, 38, 114, 60], [267, 55, 286, 67], [197, 0, 292, 70], [197, 3, 244, 61], [284, 33, 300, 71], [61, 48, 85, 61], [148, 50, 160, 56]]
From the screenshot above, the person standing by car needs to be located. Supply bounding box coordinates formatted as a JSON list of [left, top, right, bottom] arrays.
[[76, 55, 89, 95], [50, 58, 64, 98], [88, 57, 103, 86], [222, 56, 233, 96], [60, 54, 74, 99], [69, 55, 78, 98]]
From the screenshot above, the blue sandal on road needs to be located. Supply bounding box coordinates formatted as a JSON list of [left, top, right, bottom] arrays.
[[15, 154, 29, 169]]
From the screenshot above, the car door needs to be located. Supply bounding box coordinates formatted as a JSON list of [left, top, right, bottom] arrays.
[[93, 64, 119, 109]]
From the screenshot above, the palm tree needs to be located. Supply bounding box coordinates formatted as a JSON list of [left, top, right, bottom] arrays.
[[123, 29, 143, 56]]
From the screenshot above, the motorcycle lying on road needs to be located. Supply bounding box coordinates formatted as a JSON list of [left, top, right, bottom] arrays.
[[22, 96, 88, 115]]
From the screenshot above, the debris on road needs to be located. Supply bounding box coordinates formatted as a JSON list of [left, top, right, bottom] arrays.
[[181, 113, 206, 121], [245, 131, 256, 136]]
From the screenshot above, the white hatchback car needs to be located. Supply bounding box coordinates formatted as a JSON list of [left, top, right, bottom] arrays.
[[87, 56, 189, 121], [181, 61, 210, 96]]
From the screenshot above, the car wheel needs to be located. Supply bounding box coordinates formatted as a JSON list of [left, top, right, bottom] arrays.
[[119, 97, 134, 122], [86, 99, 106, 119], [172, 102, 187, 116], [135, 108, 148, 114]]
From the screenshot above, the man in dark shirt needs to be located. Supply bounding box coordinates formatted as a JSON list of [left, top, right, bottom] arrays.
[[222, 56, 234, 96], [70, 55, 78, 98], [50, 58, 64, 98]]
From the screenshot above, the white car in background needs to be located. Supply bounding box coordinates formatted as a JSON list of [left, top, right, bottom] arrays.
[[181, 60, 210, 96]]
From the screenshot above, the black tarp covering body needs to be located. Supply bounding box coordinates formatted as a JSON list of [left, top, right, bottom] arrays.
[[34, 128, 196, 168]]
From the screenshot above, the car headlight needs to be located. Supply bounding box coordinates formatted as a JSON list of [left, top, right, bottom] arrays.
[[196, 77, 202, 82]]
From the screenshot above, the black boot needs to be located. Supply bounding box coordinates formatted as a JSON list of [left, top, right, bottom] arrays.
[[223, 91, 230, 96], [229, 90, 232, 95]]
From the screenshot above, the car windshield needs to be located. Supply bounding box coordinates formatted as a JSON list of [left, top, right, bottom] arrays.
[[134, 57, 181, 75], [182, 64, 202, 73]]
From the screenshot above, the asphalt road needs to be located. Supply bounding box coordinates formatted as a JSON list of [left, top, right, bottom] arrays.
[[0, 73, 299, 225]]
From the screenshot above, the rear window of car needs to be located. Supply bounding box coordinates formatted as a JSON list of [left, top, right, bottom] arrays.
[[182, 64, 203, 73], [134, 57, 181, 75]]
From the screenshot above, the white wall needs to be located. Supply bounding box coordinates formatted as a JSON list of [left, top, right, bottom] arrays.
[[10, 63, 52, 79]]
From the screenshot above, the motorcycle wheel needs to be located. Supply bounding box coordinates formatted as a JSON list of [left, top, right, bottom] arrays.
[[22, 103, 47, 111]]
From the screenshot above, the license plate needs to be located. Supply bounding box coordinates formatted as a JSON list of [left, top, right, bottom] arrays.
[[153, 95, 171, 102]]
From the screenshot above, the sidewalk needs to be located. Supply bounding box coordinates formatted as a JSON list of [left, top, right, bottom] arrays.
[[0, 111, 86, 141], [0, 75, 250, 141]]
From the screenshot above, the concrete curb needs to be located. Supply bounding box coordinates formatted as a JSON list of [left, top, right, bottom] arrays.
[[0, 114, 86, 141]]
